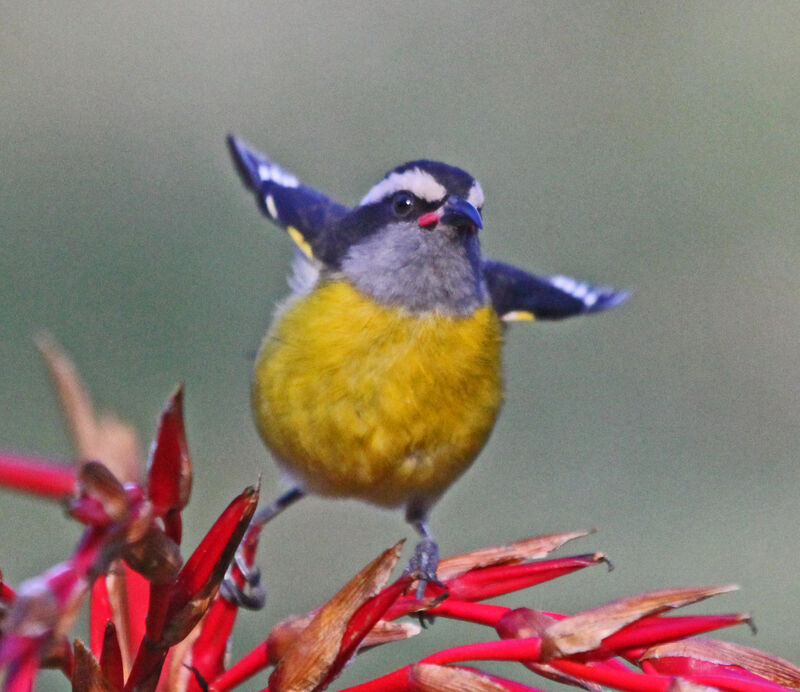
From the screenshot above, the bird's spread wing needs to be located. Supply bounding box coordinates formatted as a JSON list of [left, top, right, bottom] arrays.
[[227, 135, 349, 262], [482, 260, 629, 321]]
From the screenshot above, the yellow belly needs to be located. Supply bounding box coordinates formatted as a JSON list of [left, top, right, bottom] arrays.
[[252, 280, 504, 508]]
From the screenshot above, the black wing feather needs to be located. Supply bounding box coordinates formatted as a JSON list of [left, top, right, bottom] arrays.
[[482, 260, 629, 320], [227, 135, 349, 260]]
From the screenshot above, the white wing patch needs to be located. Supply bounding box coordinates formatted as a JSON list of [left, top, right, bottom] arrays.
[[360, 168, 446, 205], [257, 162, 299, 188], [265, 194, 279, 219], [467, 180, 484, 209], [549, 275, 600, 308]]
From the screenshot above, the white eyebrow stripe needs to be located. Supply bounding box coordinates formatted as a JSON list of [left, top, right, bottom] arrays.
[[359, 168, 447, 206], [467, 180, 484, 208]]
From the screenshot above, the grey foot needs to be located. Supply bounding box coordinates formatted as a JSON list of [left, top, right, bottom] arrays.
[[407, 536, 445, 601]]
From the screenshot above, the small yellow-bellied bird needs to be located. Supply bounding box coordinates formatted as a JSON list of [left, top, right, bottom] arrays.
[[227, 135, 627, 598]]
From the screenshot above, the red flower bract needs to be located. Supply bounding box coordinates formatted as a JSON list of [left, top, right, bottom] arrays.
[[1, 344, 800, 692]]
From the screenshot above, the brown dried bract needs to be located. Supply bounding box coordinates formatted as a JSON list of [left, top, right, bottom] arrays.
[[75, 462, 129, 522], [123, 527, 183, 585], [409, 664, 509, 692], [267, 611, 419, 667], [540, 585, 738, 659], [37, 334, 141, 483], [437, 530, 590, 580], [71, 639, 118, 692], [642, 637, 800, 690], [270, 541, 404, 692]]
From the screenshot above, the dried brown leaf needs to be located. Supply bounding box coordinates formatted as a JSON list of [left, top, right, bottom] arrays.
[[76, 462, 129, 521], [267, 613, 317, 665], [437, 530, 590, 580], [541, 585, 738, 658], [270, 541, 403, 692], [642, 637, 800, 690], [123, 527, 183, 584], [37, 334, 141, 482], [268, 609, 419, 667], [71, 639, 118, 692], [409, 664, 509, 692], [361, 619, 421, 647]]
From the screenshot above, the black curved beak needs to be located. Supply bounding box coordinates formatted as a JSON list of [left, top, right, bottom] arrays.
[[440, 196, 483, 233]]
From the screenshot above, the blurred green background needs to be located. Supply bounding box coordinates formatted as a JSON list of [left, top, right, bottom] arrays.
[[3, 2, 800, 688]]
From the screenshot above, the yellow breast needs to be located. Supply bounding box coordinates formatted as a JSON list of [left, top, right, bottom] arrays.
[[252, 280, 504, 508]]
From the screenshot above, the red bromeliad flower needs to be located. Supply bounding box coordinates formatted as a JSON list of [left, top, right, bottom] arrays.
[[1, 342, 800, 692]]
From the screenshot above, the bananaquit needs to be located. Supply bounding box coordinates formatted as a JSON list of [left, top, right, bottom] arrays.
[[227, 135, 627, 595]]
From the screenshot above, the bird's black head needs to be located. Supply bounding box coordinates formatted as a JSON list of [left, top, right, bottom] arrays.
[[358, 159, 484, 231], [337, 161, 487, 315]]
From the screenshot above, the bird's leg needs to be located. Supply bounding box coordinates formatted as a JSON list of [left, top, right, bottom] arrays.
[[405, 505, 445, 601], [251, 486, 305, 528], [220, 486, 305, 609]]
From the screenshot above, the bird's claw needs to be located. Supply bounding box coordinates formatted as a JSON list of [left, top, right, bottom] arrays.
[[219, 551, 266, 610], [406, 537, 446, 601]]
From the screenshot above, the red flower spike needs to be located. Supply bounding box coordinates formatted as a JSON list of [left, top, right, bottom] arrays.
[[421, 638, 543, 666], [100, 622, 124, 692], [338, 574, 414, 656], [591, 614, 752, 660], [641, 638, 800, 689], [183, 598, 238, 691], [211, 641, 272, 692], [444, 554, 606, 602], [316, 573, 415, 691], [538, 585, 739, 659], [124, 485, 258, 692], [90, 578, 113, 657], [548, 659, 672, 692], [423, 600, 510, 627], [687, 673, 800, 692], [213, 610, 420, 692], [386, 554, 603, 620], [0, 452, 76, 498], [185, 518, 269, 690], [436, 531, 591, 581], [268, 541, 404, 692], [2, 643, 41, 692], [146, 387, 192, 547], [162, 484, 259, 643]]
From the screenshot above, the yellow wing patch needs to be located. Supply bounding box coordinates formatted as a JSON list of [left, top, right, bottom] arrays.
[[287, 226, 314, 260], [501, 310, 535, 322]]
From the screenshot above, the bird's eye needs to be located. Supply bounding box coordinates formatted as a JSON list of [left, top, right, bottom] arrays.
[[391, 191, 414, 217]]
